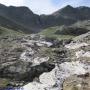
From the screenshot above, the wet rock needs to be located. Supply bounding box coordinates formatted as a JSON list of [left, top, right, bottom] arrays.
[[0, 61, 55, 82]]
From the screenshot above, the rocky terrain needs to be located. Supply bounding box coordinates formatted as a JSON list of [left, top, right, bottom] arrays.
[[0, 3, 90, 90], [0, 31, 89, 90]]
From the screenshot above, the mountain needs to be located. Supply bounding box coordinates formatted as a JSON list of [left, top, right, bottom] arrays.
[[0, 4, 90, 90], [0, 4, 41, 33], [40, 20, 90, 39], [0, 15, 34, 33], [0, 4, 90, 33], [0, 25, 22, 36], [40, 5, 90, 28], [53, 5, 90, 20]]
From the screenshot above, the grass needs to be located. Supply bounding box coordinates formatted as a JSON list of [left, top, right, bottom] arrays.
[[39, 27, 75, 40], [0, 78, 10, 88], [0, 26, 23, 36]]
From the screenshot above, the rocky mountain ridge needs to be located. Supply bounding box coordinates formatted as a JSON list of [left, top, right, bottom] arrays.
[[0, 4, 90, 33]]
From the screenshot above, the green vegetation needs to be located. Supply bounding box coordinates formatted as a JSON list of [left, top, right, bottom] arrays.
[[39, 26, 75, 40], [0, 78, 10, 88], [0, 26, 23, 36]]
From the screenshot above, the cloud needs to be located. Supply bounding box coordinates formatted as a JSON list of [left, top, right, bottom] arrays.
[[0, 0, 24, 6], [25, 0, 59, 15], [25, 0, 88, 15]]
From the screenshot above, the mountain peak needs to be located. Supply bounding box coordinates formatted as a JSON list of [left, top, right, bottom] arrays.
[[64, 5, 73, 9], [0, 3, 6, 7], [0, 3, 7, 8], [52, 5, 74, 16], [61, 5, 74, 12]]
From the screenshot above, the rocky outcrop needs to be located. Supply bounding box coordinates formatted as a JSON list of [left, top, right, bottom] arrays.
[[22, 32, 90, 90], [0, 34, 56, 85], [1, 61, 55, 81], [0, 31, 90, 90], [23, 61, 90, 90]]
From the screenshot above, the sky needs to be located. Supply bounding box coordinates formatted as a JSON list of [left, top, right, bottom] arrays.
[[0, 0, 90, 15]]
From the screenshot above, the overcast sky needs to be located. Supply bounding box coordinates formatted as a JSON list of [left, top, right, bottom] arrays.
[[0, 0, 90, 15]]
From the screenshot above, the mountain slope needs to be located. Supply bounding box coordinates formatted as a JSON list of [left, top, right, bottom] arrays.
[[0, 4, 90, 33], [40, 5, 90, 28], [40, 20, 90, 39], [0, 15, 34, 33], [53, 5, 90, 20], [0, 4, 41, 33], [0, 26, 22, 36]]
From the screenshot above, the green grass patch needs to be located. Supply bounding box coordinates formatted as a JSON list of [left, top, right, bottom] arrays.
[[39, 27, 75, 40], [0, 78, 10, 88], [0, 26, 24, 36]]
